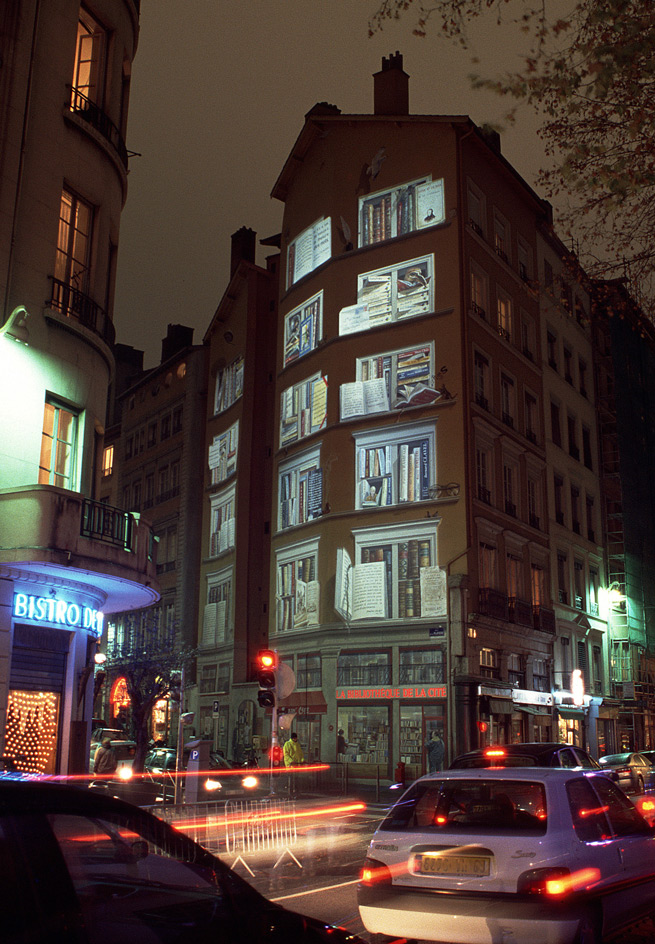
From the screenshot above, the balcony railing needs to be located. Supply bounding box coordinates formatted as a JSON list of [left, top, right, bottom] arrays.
[[81, 498, 134, 550], [533, 605, 556, 633], [69, 87, 128, 168], [49, 277, 115, 346], [478, 587, 509, 621], [477, 485, 491, 504], [508, 597, 534, 627], [399, 664, 445, 684]]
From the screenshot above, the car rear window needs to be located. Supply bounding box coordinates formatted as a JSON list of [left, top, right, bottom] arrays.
[[380, 779, 547, 834]]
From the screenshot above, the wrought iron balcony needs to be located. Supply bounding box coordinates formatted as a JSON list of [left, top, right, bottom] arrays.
[[69, 87, 128, 168], [533, 605, 556, 633], [48, 277, 115, 346], [508, 597, 534, 627], [81, 499, 134, 550], [478, 587, 509, 621]]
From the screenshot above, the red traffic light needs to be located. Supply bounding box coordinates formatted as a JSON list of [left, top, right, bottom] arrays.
[[258, 650, 277, 669], [477, 720, 488, 733]]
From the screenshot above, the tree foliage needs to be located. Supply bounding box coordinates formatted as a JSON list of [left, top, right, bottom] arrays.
[[370, 0, 655, 314], [105, 612, 195, 771]]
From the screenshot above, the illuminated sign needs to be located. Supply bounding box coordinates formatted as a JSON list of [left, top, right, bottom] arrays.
[[13, 592, 103, 637], [336, 686, 447, 700]]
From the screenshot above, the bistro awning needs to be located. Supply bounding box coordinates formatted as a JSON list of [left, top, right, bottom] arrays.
[[488, 698, 515, 715], [516, 704, 549, 715], [557, 706, 585, 719]]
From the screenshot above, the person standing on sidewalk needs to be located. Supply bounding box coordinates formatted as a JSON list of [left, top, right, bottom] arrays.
[[283, 732, 304, 797]]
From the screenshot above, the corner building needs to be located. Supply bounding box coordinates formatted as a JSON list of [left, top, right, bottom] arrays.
[[268, 55, 559, 780]]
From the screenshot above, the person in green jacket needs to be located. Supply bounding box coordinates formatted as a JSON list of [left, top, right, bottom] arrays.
[[283, 732, 304, 797]]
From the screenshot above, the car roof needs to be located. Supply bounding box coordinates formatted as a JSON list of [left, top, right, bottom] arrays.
[[416, 767, 600, 783], [451, 742, 587, 761], [0, 778, 147, 814]]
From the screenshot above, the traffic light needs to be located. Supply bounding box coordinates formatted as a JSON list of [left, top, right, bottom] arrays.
[[256, 649, 277, 708]]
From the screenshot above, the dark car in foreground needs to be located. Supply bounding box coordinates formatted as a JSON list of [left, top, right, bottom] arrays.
[[0, 778, 364, 944], [359, 767, 655, 944], [598, 752, 655, 794], [450, 741, 615, 775]]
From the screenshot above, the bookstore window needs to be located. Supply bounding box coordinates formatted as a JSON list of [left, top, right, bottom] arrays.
[[209, 420, 239, 486], [280, 373, 327, 447], [493, 212, 510, 262], [297, 654, 321, 689], [203, 568, 232, 647], [480, 647, 498, 679], [340, 255, 434, 336], [470, 262, 488, 319], [338, 652, 391, 687], [276, 538, 320, 632], [500, 373, 515, 427], [284, 292, 323, 367], [200, 664, 218, 694], [278, 446, 322, 530], [401, 705, 446, 773], [479, 541, 498, 589], [344, 342, 437, 418], [210, 485, 235, 556], [474, 352, 490, 410], [358, 176, 444, 247], [39, 397, 79, 489], [496, 287, 512, 340], [336, 706, 389, 766], [102, 444, 113, 477], [353, 421, 435, 509], [286, 216, 331, 288], [399, 649, 444, 684], [351, 522, 446, 620], [475, 441, 493, 505], [214, 355, 244, 414], [467, 180, 486, 235]]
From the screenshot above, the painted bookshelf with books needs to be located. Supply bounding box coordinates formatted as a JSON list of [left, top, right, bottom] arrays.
[[280, 373, 328, 446], [277, 552, 319, 631], [339, 254, 435, 336], [355, 428, 432, 510], [358, 176, 445, 247], [284, 291, 323, 366]]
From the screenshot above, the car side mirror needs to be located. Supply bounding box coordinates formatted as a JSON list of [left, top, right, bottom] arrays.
[[131, 839, 149, 860]]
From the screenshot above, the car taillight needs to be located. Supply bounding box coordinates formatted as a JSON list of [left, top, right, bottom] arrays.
[[483, 748, 506, 758], [360, 857, 393, 887], [615, 767, 630, 775], [518, 867, 600, 897]]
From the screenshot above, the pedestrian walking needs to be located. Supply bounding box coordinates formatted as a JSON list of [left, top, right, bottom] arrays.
[[283, 732, 304, 797], [427, 730, 445, 773]]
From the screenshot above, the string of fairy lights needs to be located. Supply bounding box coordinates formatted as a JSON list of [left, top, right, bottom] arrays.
[[5, 691, 59, 773]]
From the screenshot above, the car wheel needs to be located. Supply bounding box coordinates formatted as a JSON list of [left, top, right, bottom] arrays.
[[576, 909, 601, 944]]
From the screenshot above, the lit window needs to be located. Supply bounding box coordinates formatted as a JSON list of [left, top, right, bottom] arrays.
[[101, 444, 114, 477], [54, 189, 93, 302], [39, 398, 78, 489], [71, 8, 105, 107]]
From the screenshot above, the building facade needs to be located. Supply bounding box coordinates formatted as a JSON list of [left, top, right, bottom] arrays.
[[0, 0, 155, 774]]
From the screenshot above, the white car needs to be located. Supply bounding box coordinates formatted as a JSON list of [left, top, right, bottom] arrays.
[[358, 767, 655, 944]]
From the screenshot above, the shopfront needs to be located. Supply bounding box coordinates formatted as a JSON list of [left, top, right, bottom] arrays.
[[479, 686, 554, 746], [277, 692, 327, 764]]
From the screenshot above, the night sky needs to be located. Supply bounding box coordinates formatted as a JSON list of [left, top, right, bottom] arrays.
[[113, 1, 546, 366]]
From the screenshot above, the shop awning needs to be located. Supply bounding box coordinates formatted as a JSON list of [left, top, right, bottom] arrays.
[[516, 704, 548, 715], [557, 707, 585, 719], [277, 692, 327, 715], [488, 698, 514, 715]]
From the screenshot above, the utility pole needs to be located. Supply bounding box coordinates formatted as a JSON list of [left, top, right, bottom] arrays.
[[174, 665, 185, 804]]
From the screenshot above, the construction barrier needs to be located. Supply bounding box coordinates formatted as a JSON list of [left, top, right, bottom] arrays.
[[224, 797, 297, 855]]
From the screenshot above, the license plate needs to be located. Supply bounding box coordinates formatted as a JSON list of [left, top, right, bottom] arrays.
[[416, 853, 491, 876]]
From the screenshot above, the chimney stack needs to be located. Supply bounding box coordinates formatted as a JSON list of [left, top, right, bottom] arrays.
[[374, 51, 409, 115], [230, 226, 256, 277]]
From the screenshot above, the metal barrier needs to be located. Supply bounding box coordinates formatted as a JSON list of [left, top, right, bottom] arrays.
[[224, 798, 297, 856]]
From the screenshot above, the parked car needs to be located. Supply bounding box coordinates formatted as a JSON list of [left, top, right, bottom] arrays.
[[450, 741, 615, 775], [143, 746, 264, 802], [597, 752, 655, 794], [358, 767, 655, 944], [0, 777, 365, 943], [90, 726, 127, 744], [638, 749, 655, 765], [88, 739, 136, 775]]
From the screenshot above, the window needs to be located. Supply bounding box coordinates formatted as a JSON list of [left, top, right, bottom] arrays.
[[586, 495, 595, 542], [210, 486, 235, 556], [525, 392, 538, 442], [579, 358, 588, 397], [280, 373, 327, 446], [571, 486, 581, 534], [589, 567, 599, 615], [574, 560, 584, 609], [276, 540, 319, 631], [533, 658, 549, 692], [147, 422, 157, 447], [554, 474, 565, 524], [172, 406, 183, 435], [340, 255, 434, 335], [467, 180, 486, 235], [567, 415, 579, 460], [531, 563, 545, 606], [297, 654, 322, 689], [160, 414, 171, 440], [55, 189, 93, 300], [474, 352, 490, 410], [213, 355, 244, 413], [543, 259, 554, 289], [71, 7, 105, 107], [470, 263, 488, 318], [527, 475, 541, 529], [131, 480, 141, 511], [506, 553, 522, 599], [480, 648, 498, 677], [508, 653, 525, 688], [517, 237, 532, 281], [547, 330, 557, 369], [496, 288, 512, 340], [399, 650, 444, 684], [209, 421, 239, 485], [479, 542, 498, 589], [577, 639, 589, 680], [338, 652, 391, 686], [144, 474, 154, 507], [561, 636, 571, 676], [563, 346, 573, 384], [286, 217, 331, 288], [476, 443, 492, 504], [592, 645, 603, 693], [500, 374, 514, 427], [278, 446, 322, 529], [203, 569, 232, 646], [284, 292, 322, 366], [39, 398, 78, 489], [503, 461, 517, 516], [557, 552, 568, 605], [101, 444, 113, 477], [551, 401, 561, 447], [521, 314, 535, 360], [200, 664, 218, 694], [359, 176, 444, 247], [156, 526, 177, 574], [493, 212, 509, 262], [354, 422, 435, 508], [352, 342, 437, 413], [582, 426, 593, 469]]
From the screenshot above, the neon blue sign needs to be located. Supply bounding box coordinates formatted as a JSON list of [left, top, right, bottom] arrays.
[[13, 592, 103, 637]]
